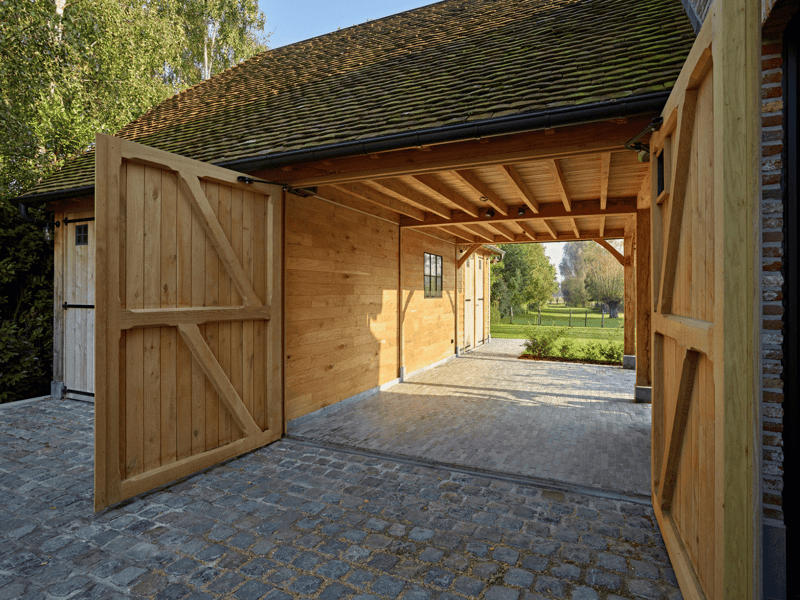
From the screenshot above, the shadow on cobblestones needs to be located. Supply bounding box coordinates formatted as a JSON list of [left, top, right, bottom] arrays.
[[0, 399, 681, 600]]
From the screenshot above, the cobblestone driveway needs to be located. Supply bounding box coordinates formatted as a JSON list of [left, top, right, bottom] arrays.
[[290, 340, 650, 497], [0, 399, 682, 599]]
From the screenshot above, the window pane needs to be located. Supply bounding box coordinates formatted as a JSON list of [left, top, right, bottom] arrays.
[[437, 256, 442, 277], [424, 253, 430, 276]]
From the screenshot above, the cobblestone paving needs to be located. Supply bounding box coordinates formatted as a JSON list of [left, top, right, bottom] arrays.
[[290, 340, 650, 496], [0, 399, 682, 599]]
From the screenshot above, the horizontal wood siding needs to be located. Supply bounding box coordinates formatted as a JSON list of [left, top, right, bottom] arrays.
[[401, 230, 456, 374], [284, 194, 399, 421]]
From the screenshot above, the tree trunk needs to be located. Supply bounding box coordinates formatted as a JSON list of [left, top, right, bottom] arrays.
[[509, 305, 514, 325], [608, 301, 620, 319]]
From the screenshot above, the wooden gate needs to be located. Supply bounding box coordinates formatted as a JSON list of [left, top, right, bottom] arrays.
[[94, 134, 283, 511], [649, 4, 759, 599]]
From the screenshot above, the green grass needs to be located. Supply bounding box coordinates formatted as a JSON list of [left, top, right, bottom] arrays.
[[491, 304, 625, 340]]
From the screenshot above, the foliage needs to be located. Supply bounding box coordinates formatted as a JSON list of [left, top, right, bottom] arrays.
[[584, 242, 624, 318], [561, 276, 589, 307], [0, 0, 268, 402], [490, 303, 502, 324], [523, 327, 567, 359], [491, 244, 557, 323]]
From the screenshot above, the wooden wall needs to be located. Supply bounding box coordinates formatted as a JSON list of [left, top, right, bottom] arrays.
[[401, 230, 457, 374], [284, 193, 400, 421]]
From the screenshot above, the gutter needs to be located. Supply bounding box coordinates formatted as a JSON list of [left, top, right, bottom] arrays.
[[14, 90, 671, 206]]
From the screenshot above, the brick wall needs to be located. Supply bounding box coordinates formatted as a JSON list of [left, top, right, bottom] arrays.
[[761, 38, 785, 526]]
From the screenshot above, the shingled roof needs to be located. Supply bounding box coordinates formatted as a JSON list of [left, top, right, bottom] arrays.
[[23, 0, 694, 199]]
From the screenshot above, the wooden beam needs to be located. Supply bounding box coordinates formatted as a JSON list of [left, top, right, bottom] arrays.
[[457, 244, 482, 269], [658, 349, 700, 510], [275, 117, 655, 187], [177, 323, 261, 438], [636, 208, 651, 387], [570, 218, 581, 239], [623, 230, 635, 356], [401, 197, 637, 228], [656, 89, 698, 314], [516, 221, 538, 241], [542, 219, 559, 240], [440, 225, 476, 243], [498, 165, 539, 213], [453, 169, 509, 215], [324, 183, 425, 220], [600, 152, 611, 210], [599, 215, 605, 237], [483, 222, 515, 241], [412, 174, 480, 217], [369, 178, 452, 219], [594, 239, 625, 265], [498, 227, 627, 245], [120, 306, 271, 329], [653, 313, 714, 361], [457, 223, 494, 242], [548, 159, 572, 212]]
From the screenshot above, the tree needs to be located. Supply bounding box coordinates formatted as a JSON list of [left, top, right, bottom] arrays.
[[491, 244, 557, 323], [583, 241, 624, 317], [559, 241, 592, 307], [170, 0, 268, 84]]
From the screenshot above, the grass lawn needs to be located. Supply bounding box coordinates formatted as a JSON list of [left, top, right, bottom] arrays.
[[491, 304, 625, 340]]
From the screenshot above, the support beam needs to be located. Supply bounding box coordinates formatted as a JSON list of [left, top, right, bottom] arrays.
[[600, 152, 611, 210], [516, 221, 538, 241], [453, 170, 509, 215], [400, 197, 637, 228], [498, 165, 539, 213], [624, 229, 635, 356], [412, 174, 480, 217], [327, 183, 425, 220], [548, 159, 572, 212], [483, 222, 515, 241], [369, 178, 452, 219], [457, 223, 494, 242], [594, 238, 625, 265], [600, 215, 606, 237], [441, 226, 476, 243], [636, 208, 651, 388], [570, 218, 581, 239], [542, 219, 559, 240], [457, 244, 482, 269]]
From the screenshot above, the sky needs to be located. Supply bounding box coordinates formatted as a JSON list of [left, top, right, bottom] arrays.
[[259, 0, 440, 49], [256, 1, 567, 280]]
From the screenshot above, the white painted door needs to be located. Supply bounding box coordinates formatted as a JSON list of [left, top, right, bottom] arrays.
[[63, 211, 95, 401], [464, 257, 474, 349]]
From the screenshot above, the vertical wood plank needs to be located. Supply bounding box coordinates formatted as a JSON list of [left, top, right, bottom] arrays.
[[253, 190, 267, 431], [87, 218, 95, 393], [623, 225, 635, 356], [176, 168, 193, 460], [268, 188, 283, 434], [118, 162, 128, 482], [218, 184, 233, 445], [230, 187, 244, 440], [242, 190, 255, 426], [52, 210, 66, 385], [204, 182, 220, 449], [191, 176, 206, 454], [636, 209, 651, 387], [160, 171, 178, 466], [125, 162, 145, 478], [143, 166, 162, 472]]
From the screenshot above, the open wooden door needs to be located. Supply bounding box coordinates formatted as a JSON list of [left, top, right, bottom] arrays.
[[94, 134, 283, 511], [649, 3, 759, 599]]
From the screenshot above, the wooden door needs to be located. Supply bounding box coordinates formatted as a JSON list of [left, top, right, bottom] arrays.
[[463, 257, 474, 349], [648, 4, 759, 598], [63, 212, 95, 400], [475, 256, 484, 345], [94, 134, 283, 511]]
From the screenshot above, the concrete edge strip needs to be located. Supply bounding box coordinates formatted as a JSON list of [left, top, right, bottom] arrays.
[[0, 395, 51, 410], [285, 434, 653, 507]]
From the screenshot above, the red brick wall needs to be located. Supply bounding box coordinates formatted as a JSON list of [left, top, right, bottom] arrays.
[[761, 38, 785, 525]]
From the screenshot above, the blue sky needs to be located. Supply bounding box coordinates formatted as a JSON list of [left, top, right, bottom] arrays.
[[258, 1, 439, 49]]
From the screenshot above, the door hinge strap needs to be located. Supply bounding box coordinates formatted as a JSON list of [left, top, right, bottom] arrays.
[[63, 303, 95, 309]]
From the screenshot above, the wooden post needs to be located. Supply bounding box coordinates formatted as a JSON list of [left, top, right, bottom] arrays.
[[538, 306, 541, 325], [585, 310, 588, 327], [636, 208, 652, 388], [569, 308, 572, 327], [52, 210, 66, 394], [624, 225, 635, 355], [601, 309, 604, 328]]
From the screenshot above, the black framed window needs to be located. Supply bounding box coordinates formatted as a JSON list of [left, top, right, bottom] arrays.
[[424, 252, 442, 298], [75, 224, 89, 246]]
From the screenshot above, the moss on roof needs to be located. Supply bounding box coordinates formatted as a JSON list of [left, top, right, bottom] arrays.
[[25, 0, 694, 197]]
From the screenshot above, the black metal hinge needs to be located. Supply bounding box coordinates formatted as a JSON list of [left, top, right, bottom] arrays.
[[63, 302, 95, 309]]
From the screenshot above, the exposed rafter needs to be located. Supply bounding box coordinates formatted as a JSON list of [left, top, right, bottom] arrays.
[[328, 183, 425, 220], [479, 227, 627, 245], [498, 165, 539, 213], [600, 152, 611, 210], [411, 174, 480, 217], [452, 170, 509, 215], [400, 197, 637, 228], [599, 215, 606, 237], [570, 218, 581, 238], [548, 159, 571, 212], [441, 226, 477, 243], [516, 220, 538, 241], [484, 222, 515, 241], [542, 219, 559, 240], [457, 223, 494, 242], [369, 178, 451, 219]]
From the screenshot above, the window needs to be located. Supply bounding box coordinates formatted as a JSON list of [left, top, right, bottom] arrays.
[[75, 224, 89, 246], [424, 252, 443, 298]]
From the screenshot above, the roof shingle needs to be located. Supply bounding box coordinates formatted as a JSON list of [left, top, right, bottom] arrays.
[[24, 0, 694, 198]]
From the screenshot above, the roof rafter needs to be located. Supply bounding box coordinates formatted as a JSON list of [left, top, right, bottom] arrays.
[[369, 178, 452, 219], [327, 183, 425, 220], [548, 159, 572, 212], [441, 225, 477, 243], [411, 174, 480, 217], [498, 165, 539, 213], [456, 223, 494, 242], [484, 222, 516, 241], [600, 152, 611, 210], [516, 220, 538, 241], [452, 169, 509, 216], [570, 217, 581, 238], [542, 219, 559, 240]]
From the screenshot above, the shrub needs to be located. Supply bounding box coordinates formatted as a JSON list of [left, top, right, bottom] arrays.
[[558, 339, 573, 358], [600, 340, 623, 362], [490, 303, 502, 324], [523, 327, 567, 358]]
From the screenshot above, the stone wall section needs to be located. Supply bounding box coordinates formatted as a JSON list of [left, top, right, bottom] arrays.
[[761, 37, 785, 526]]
